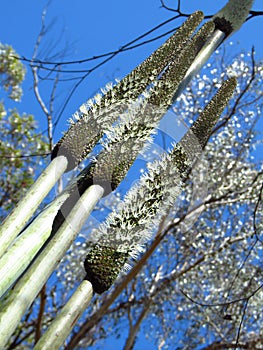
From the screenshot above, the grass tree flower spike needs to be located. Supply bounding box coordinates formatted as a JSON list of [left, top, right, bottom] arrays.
[[84, 77, 237, 294], [49, 19, 215, 233], [72, 20, 215, 194], [51, 11, 204, 171]]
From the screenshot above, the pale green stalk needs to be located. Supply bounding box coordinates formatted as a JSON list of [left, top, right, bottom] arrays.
[[0, 155, 68, 258], [34, 280, 93, 350], [0, 191, 70, 299], [0, 185, 104, 350]]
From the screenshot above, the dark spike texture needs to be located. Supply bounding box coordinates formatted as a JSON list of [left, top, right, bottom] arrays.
[[84, 78, 237, 294], [64, 20, 215, 197], [51, 11, 204, 171]]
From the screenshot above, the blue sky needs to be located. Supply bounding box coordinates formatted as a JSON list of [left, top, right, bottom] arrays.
[[1, 1, 262, 349], [1, 0, 262, 143]]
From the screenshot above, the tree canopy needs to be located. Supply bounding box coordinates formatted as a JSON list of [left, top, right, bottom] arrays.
[[0, 44, 49, 220]]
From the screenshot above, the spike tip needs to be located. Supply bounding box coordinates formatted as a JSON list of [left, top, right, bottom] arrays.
[[213, 0, 254, 37]]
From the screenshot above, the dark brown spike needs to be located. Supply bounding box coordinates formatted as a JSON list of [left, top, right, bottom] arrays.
[[84, 245, 129, 294], [180, 77, 237, 152]]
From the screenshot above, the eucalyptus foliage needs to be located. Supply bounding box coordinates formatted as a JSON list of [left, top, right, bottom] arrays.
[[0, 43, 25, 101], [0, 43, 49, 219]]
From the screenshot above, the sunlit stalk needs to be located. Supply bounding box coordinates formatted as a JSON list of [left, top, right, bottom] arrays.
[[0, 156, 68, 258], [0, 185, 104, 350], [34, 280, 93, 350]]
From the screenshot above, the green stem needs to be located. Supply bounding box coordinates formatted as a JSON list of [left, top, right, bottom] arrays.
[[0, 156, 68, 259], [34, 280, 93, 350], [0, 191, 70, 299], [0, 185, 104, 349]]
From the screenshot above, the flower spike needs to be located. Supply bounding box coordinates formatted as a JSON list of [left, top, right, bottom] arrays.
[[84, 77, 237, 294]]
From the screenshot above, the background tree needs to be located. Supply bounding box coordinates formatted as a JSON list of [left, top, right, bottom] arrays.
[[61, 45, 263, 350], [0, 44, 49, 220]]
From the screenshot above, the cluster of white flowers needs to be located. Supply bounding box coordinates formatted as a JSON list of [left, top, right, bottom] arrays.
[[0, 43, 26, 101]]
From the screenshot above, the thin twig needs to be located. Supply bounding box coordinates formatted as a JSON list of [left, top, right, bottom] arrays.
[[35, 284, 47, 344]]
